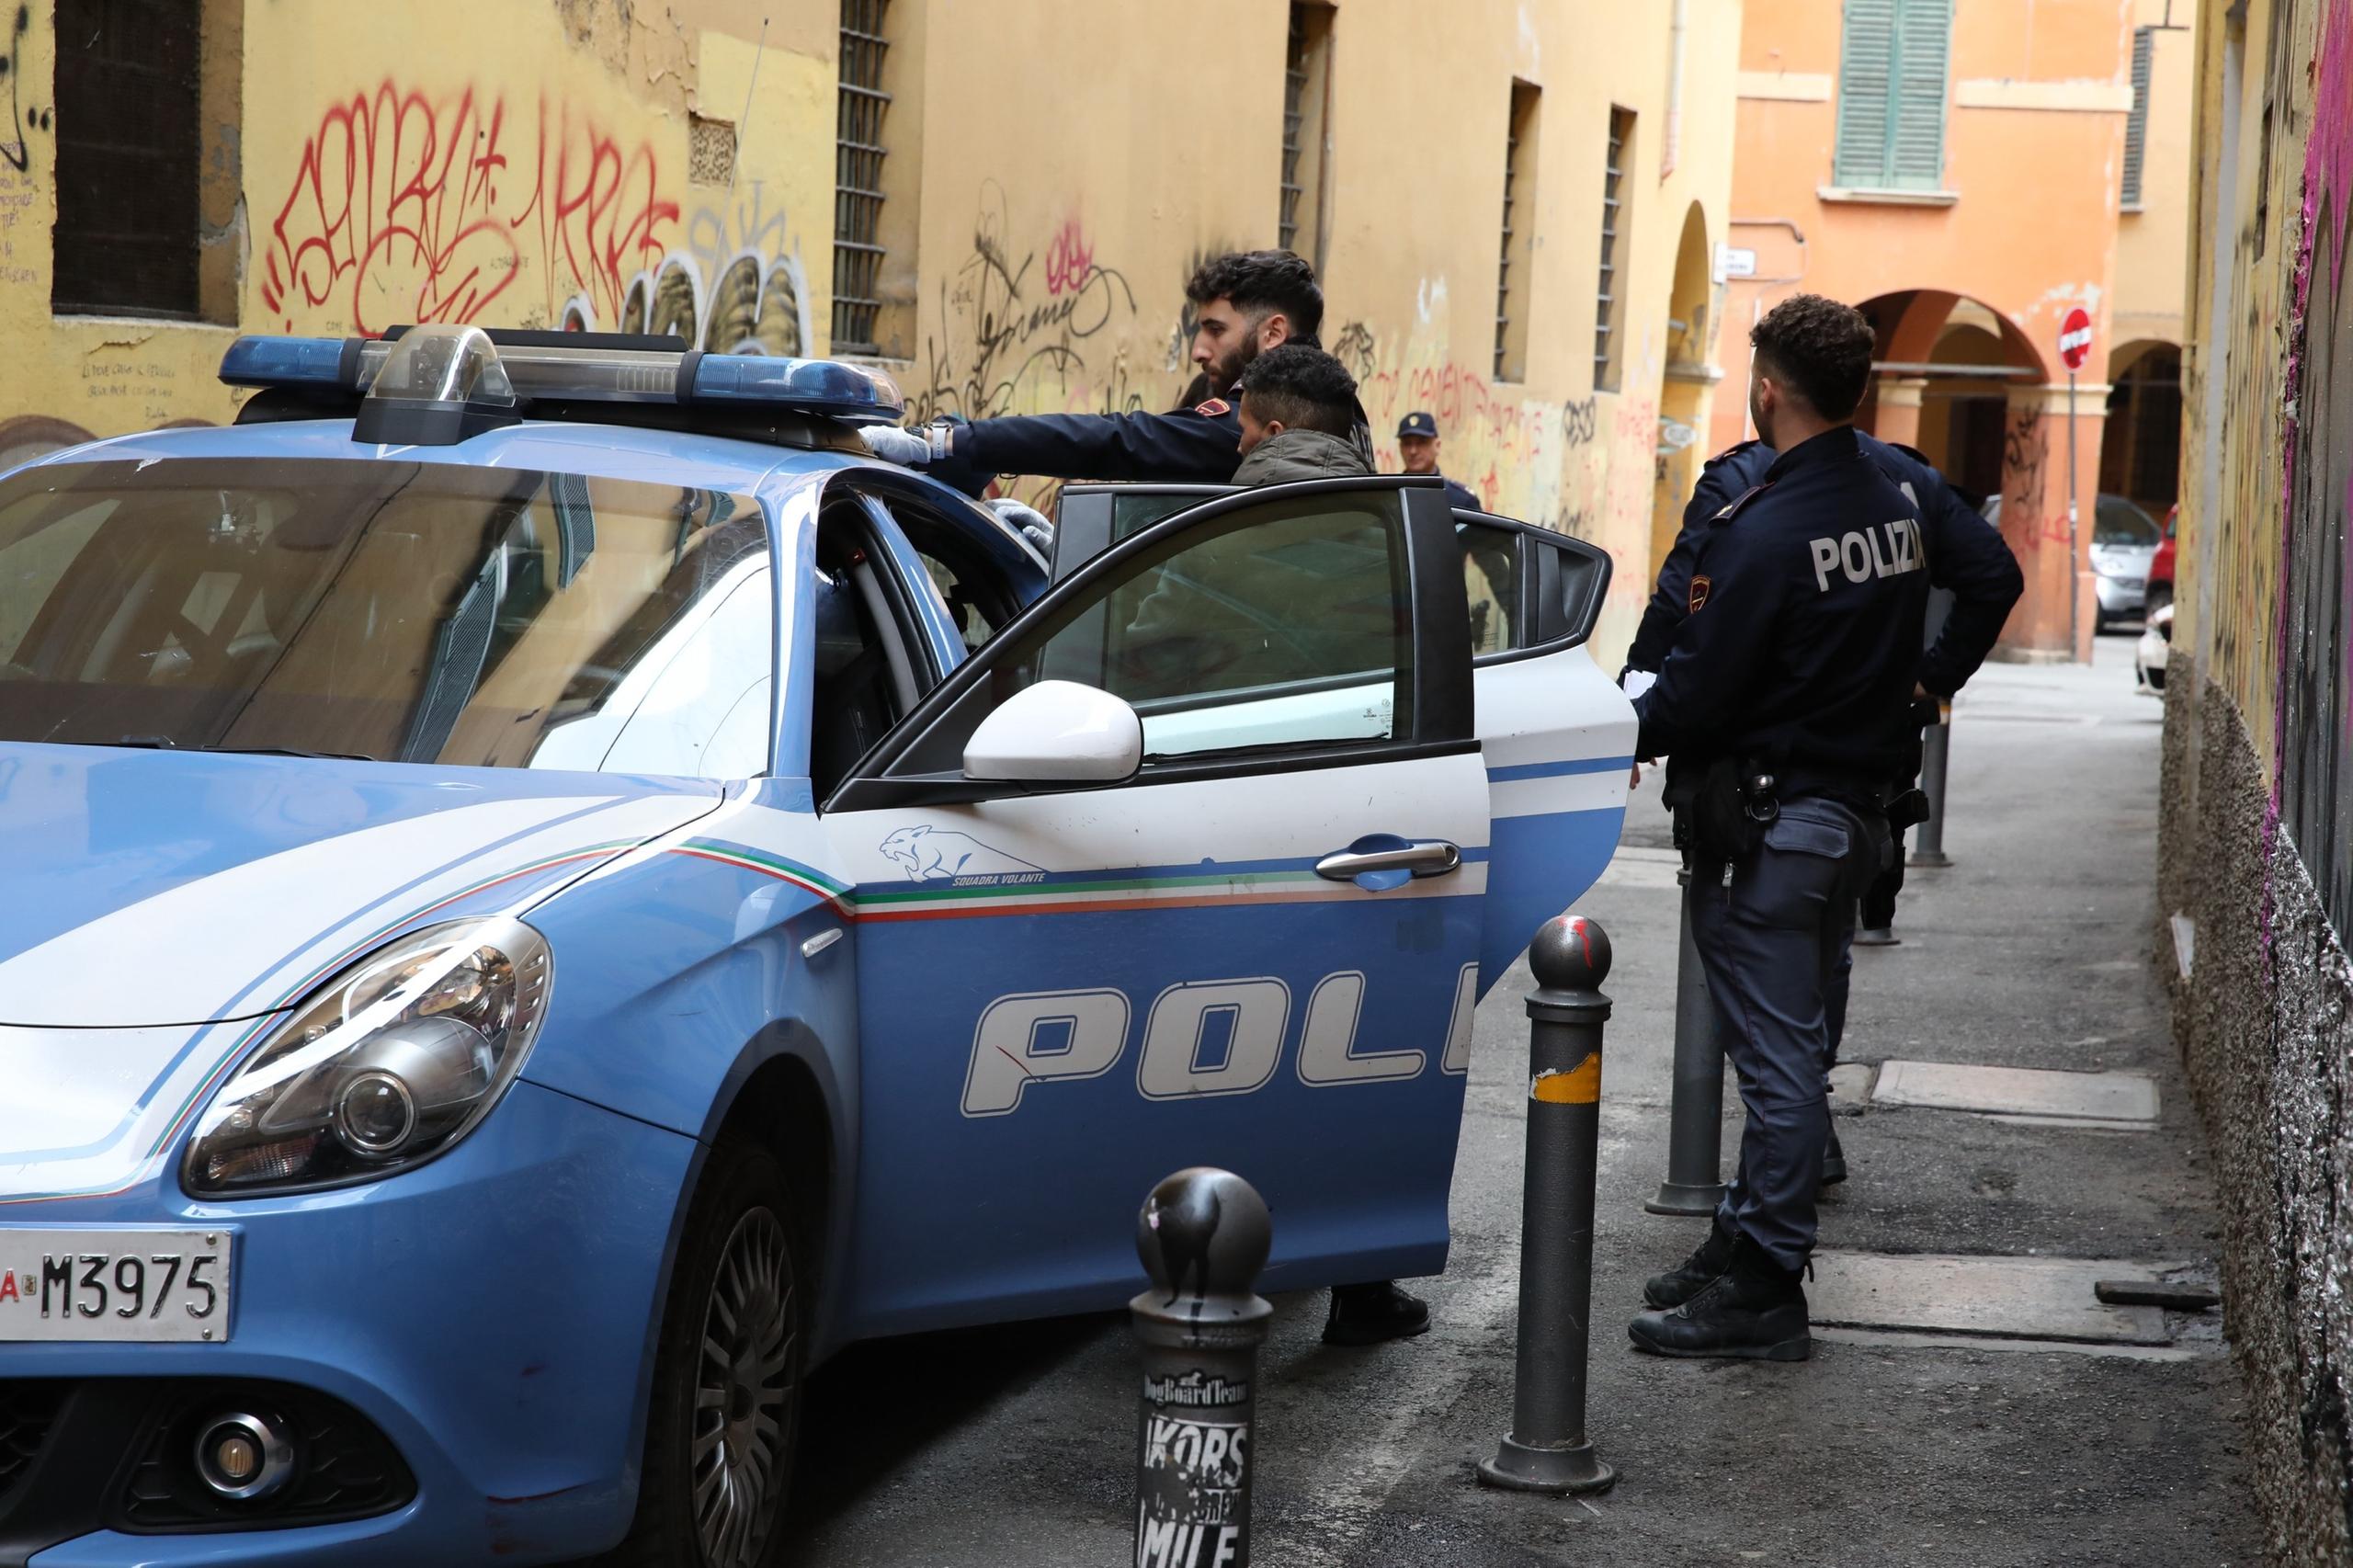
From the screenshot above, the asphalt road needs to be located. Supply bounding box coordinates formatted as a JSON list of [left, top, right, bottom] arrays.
[[780, 632, 2259, 1567]]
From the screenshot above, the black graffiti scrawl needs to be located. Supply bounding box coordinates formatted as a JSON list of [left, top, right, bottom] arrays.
[[0, 6, 42, 177]]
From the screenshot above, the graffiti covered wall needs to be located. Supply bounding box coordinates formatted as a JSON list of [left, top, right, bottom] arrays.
[[885, 0, 1741, 665], [0, 0, 829, 460], [2162, 1, 2353, 1561]]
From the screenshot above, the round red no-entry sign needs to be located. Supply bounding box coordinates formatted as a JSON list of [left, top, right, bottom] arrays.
[[2058, 307, 2095, 372]]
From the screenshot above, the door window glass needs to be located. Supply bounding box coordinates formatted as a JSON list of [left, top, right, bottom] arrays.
[[1013, 490, 1413, 759], [1458, 520, 1520, 656]]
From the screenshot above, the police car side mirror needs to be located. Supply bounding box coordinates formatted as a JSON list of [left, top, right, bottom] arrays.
[[963, 679, 1143, 784]]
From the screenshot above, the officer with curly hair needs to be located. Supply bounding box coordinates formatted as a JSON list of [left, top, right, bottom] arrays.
[[1625, 294, 1929, 1361], [858, 250, 1350, 492]]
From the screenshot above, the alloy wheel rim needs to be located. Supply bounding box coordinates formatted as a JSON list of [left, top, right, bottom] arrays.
[[692, 1207, 796, 1568]]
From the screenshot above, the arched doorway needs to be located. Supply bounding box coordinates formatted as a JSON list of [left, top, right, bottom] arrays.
[[1853, 290, 2047, 508], [2098, 341, 2183, 517], [1649, 202, 1719, 580], [1852, 289, 2099, 656]]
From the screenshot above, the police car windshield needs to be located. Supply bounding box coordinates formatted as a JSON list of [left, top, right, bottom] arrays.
[[0, 458, 766, 767]]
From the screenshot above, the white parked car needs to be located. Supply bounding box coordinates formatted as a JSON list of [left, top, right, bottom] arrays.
[[1980, 493, 2164, 630], [2137, 602, 2174, 693]]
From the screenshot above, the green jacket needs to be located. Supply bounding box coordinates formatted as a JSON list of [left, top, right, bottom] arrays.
[[1230, 428, 1373, 486]]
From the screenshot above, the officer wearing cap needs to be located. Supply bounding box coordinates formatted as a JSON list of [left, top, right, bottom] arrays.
[[1394, 412, 1480, 510], [1624, 293, 1929, 1362], [1626, 419, 2021, 1187], [859, 250, 1350, 493]]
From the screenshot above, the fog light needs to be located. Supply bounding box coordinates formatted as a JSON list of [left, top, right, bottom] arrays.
[[194, 1412, 293, 1501]]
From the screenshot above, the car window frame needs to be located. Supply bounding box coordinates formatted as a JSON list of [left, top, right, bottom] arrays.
[[824, 474, 1474, 813], [1056, 484, 1611, 665], [1451, 509, 1615, 665]]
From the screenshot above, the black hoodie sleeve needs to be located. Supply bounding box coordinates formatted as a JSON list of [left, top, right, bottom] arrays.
[[926, 403, 1246, 495], [1914, 472, 2025, 698]]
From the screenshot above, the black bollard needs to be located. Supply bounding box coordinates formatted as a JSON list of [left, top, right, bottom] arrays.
[[1131, 1167, 1272, 1568], [1646, 861, 1727, 1216], [1910, 704, 1953, 868], [1479, 914, 1617, 1495]]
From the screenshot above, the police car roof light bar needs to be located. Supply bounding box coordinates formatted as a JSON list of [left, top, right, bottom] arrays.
[[218, 331, 906, 430]]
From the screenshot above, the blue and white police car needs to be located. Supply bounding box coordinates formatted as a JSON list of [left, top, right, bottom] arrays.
[[0, 324, 1633, 1566]]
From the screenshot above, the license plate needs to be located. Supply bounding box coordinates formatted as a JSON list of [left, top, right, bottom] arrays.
[[0, 1229, 233, 1343]]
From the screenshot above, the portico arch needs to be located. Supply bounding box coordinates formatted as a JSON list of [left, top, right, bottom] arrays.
[[1649, 202, 1721, 580]]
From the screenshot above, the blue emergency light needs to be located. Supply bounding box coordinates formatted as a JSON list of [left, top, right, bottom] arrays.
[[220, 324, 904, 446]]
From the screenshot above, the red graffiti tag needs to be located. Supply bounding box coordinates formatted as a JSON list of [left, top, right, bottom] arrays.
[[1043, 219, 1096, 297], [261, 83, 678, 336]]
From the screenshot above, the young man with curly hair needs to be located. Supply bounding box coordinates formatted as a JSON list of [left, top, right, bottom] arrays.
[[858, 249, 1335, 492]]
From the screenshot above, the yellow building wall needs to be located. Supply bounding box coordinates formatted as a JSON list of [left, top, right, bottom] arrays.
[[0, 1, 831, 454], [0, 0, 1741, 667], [891, 0, 1743, 666], [2174, 0, 2344, 760], [2113, 0, 2196, 353]]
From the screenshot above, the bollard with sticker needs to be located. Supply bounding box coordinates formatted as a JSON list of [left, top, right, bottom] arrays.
[[1131, 1166, 1272, 1568], [1479, 913, 1617, 1495]]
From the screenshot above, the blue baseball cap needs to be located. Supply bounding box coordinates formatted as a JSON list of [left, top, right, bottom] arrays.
[[1397, 412, 1438, 438]]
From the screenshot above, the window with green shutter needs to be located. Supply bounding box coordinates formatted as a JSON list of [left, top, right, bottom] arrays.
[[1834, 0, 1952, 191]]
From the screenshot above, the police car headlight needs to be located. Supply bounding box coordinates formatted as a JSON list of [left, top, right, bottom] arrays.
[[183, 918, 552, 1198]]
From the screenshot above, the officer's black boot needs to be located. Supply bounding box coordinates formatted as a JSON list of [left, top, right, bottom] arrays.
[[1820, 1123, 1848, 1188], [1627, 1234, 1812, 1361], [1324, 1280, 1430, 1346], [1642, 1214, 1736, 1309]]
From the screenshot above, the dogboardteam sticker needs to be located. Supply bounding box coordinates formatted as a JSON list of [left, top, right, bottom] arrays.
[[1136, 1369, 1252, 1567]]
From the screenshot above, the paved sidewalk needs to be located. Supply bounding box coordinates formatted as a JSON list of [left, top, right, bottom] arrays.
[[782, 637, 2257, 1567]]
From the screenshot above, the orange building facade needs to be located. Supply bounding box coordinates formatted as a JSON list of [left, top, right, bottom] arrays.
[[1711, 0, 2193, 660]]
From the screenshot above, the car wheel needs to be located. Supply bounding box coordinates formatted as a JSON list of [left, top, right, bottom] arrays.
[[606, 1143, 803, 1568], [2146, 584, 2173, 618]]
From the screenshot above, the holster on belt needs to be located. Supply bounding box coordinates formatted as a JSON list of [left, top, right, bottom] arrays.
[[1670, 755, 1770, 863]]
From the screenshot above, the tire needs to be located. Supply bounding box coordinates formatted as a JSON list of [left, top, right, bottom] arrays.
[[604, 1143, 804, 1568], [2146, 584, 2174, 618]]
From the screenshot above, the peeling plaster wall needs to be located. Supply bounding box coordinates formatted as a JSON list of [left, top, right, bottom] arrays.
[[2165, 0, 2353, 1559]]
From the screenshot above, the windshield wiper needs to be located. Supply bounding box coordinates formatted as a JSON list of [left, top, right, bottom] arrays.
[[84, 737, 380, 762]]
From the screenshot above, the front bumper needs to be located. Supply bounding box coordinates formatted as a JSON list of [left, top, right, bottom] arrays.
[[0, 1081, 696, 1567]]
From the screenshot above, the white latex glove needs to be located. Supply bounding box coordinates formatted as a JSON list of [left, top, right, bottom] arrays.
[[986, 497, 1054, 553], [860, 425, 933, 466]]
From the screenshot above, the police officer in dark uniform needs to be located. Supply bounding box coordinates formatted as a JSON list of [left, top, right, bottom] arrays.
[[1626, 433, 2019, 699], [859, 250, 1334, 493], [1624, 294, 1929, 1361], [1395, 411, 1481, 510], [1626, 408, 2022, 1188]]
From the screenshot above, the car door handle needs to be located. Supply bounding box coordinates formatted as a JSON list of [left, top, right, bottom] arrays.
[[1314, 838, 1462, 885]]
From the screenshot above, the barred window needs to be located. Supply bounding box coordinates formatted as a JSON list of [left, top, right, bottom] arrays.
[[833, 0, 891, 356], [1495, 82, 1540, 383], [1279, 4, 1333, 261], [1594, 107, 1633, 392], [53, 0, 201, 318]]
